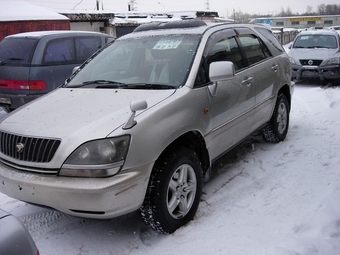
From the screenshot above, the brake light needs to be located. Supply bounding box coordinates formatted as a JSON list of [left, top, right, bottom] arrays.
[[0, 79, 47, 90]]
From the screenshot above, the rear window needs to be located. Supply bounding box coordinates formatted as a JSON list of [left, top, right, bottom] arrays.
[[0, 38, 37, 65]]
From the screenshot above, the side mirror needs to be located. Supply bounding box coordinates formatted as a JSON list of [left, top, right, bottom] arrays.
[[209, 61, 235, 82], [123, 99, 148, 130]]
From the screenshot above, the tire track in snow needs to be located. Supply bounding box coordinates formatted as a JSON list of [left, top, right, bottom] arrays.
[[18, 209, 106, 242]]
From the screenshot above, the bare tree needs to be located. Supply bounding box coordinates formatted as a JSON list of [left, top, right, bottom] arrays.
[[306, 5, 313, 15], [317, 4, 326, 15]]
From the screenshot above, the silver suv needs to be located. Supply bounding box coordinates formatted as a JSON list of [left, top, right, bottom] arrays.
[[288, 29, 340, 83], [0, 21, 293, 234]]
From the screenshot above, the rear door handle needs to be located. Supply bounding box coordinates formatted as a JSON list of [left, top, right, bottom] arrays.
[[271, 64, 278, 72]]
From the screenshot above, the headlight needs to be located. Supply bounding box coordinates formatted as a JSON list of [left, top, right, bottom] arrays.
[[324, 57, 340, 65], [289, 57, 296, 64], [59, 135, 130, 177]]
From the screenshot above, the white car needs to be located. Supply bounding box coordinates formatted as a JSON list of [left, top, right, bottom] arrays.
[[288, 29, 340, 83]]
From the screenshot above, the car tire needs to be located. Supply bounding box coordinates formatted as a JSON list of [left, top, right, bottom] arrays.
[[262, 93, 289, 143], [140, 147, 203, 234]]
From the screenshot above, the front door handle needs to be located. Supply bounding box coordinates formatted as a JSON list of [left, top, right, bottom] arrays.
[[242, 76, 253, 85]]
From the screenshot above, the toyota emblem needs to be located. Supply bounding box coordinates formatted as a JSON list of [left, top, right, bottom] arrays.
[[308, 60, 313, 65], [16, 143, 25, 153]]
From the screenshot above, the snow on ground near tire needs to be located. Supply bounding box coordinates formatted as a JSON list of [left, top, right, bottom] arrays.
[[0, 84, 340, 255]]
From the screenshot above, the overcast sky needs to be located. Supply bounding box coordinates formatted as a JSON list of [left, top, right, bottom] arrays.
[[25, 0, 339, 17]]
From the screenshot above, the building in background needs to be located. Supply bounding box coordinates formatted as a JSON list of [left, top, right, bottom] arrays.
[[254, 15, 340, 29], [61, 10, 227, 38], [0, 1, 69, 40]]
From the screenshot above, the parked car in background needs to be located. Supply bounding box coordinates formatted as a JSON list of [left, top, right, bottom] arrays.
[[288, 29, 340, 83], [327, 26, 340, 31], [0, 30, 114, 112], [0, 209, 39, 255], [0, 21, 293, 234], [327, 26, 340, 36]]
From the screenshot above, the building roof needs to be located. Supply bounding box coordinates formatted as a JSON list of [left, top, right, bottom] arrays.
[[0, 0, 69, 22]]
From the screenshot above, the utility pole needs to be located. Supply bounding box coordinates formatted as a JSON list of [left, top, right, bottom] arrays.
[[96, 0, 99, 10], [205, 0, 209, 10], [128, 0, 137, 11]]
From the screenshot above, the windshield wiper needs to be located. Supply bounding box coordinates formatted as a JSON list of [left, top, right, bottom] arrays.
[[67, 80, 126, 88], [0, 58, 23, 66], [83, 80, 126, 85], [67, 81, 176, 89], [117, 83, 176, 90]]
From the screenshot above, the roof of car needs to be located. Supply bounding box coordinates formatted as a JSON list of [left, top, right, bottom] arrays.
[[6, 30, 109, 39], [121, 21, 270, 39], [298, 29, 339, 36]]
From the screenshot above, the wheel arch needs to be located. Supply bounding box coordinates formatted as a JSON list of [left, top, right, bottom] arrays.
[[157, 131, 210, 176], [278, 84, 292, 112]]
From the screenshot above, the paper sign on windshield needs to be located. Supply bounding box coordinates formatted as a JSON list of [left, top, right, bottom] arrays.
[[153, 38, 182, 50]]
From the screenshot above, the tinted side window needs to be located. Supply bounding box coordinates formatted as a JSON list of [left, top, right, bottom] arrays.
[[43, 38, 75, 64], [238, 35, 271, 66], [75, 37, 102, 62], [207, 37, 245, 71]]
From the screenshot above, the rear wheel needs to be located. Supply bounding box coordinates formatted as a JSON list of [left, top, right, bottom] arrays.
[[262, 93, 289, 143], [140, 147, 202, 234]]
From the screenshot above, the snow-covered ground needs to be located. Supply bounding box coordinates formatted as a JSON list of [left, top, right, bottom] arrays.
[[1, 82, 339, 255]]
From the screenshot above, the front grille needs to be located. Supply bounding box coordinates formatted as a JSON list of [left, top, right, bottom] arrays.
[[300, 59, 323, 66], [0, 131, 61, 163]]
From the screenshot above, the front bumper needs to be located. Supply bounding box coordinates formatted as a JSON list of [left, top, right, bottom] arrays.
[[0, 162, 153, 219], [291, 64, 340, 81]]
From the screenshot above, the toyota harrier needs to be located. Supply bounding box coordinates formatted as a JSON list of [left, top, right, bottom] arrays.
[[0, 21, 293, 234]]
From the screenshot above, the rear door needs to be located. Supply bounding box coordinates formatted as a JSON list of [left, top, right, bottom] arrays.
[[235, 28, 278, 129]]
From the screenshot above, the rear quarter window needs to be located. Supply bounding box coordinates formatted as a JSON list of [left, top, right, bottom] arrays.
[[255, 27, 285, 52], [75, 37, 102, 62]]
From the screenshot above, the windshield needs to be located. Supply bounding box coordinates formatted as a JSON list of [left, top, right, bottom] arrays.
[[293, 34, 338, 49], [66, 34, 201, 89], [0, 38, 37, 65]]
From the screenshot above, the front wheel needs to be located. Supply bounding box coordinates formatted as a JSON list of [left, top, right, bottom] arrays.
[[140, 147, 203, 234], [262, 93, 290, 143]]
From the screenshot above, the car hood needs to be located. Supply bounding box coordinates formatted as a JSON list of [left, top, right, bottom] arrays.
[[289, 48, 339, 61], [0, 88, 175, 141]]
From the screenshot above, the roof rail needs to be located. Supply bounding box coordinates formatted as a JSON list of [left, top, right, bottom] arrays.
[[133, 20, 207, 32]]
